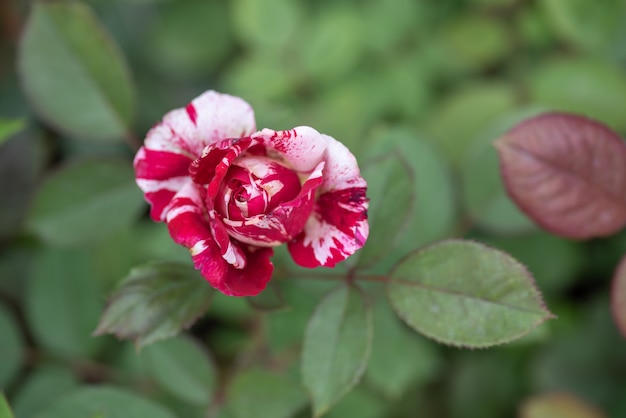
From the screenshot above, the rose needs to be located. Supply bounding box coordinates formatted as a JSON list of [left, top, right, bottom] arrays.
[[134, 90, 369, 296]]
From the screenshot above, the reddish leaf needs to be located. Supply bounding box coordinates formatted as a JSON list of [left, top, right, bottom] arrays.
[[496, 112, 626, 239], [611, 253, 626, 338]]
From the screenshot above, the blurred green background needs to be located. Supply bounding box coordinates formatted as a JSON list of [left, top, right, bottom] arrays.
[[2, 0, 626, 417]]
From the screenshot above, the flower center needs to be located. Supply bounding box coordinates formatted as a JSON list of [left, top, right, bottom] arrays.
[[216, 155, 301, 221]]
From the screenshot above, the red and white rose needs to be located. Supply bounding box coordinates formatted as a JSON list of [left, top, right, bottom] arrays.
[[134, 90, 369, 296]]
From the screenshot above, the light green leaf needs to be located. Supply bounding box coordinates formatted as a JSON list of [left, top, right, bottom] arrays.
[[12, 366, 78, 418], [539, 0, 625, 52], [26, 247, 104, 358], [18, 1, 135, 141], [365, 300, 441, 399], [0, 304, 23, 388], [425, 81, 517, 165], [94, 262, 213, 349], [231, 0, 301, 50], [356, 152, 414, 268], [528, 57, 626, 131], [0, 119, 24, 147], [36, 386, 175, 418], [27, 159, 144, 246], [387, 240, 554, 348], [301, 284, 372, 417], [141, 336, 216, 406], [0, 393, 15, 418], [227, 369, 308, 418]]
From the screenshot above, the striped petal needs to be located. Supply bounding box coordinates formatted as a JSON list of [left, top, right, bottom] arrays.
[[165, 181, 273, 296], [288, 135, 368, 267], [135, 91, 256, 221], [251, 126, 327, 173], [223, 161, 325, 246]]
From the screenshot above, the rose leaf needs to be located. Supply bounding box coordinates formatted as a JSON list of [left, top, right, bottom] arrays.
[[26, 159, 144, 246], [18, 1, 135, 142], [93, 262, 213, 350], [227, 369, 308, 418], [496, 112, 626, 239], [301, 284, 372, 417], [387, 239, 554, 348]]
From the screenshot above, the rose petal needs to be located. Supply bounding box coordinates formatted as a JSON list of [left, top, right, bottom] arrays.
[[319, 134, 367, 192], [223, 161, 325, 246], [134, 146, 193, 221], [252, 126, 327, 173], [219, 245, 274, 297], [161, 90, 256, 158], [190, 137, 253, 199], [165, 182, 272, 296]]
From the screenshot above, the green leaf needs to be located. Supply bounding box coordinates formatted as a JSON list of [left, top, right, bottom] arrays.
[[0, 119, 24, 147], [528, 57, 626, 131], [425, 81, 518, 165], [382, 129, 456, 250], [356, 152, 414, 268], [227, 369, 308, 418], [143, 0, 234, 79], [539, 0, 625, 52], [247, 282, 287, 312], [27, 159, 144, 246], [36, 386, 175, 418], [0, 129, 47, 240], [26, 247, 104, 358], [12, 366, 78, 418], [325, 387, 387, 418], [365, 300, 441, 399], [18, 1, 135, 141], [141, 336, 216, 406], [0, 393, 15, 418], [387, 240, 554, 348], [94, 261, 213, 349], [0, 304, 23, 388], [301, 284, 372, 417], [231, 0, 301, 50]]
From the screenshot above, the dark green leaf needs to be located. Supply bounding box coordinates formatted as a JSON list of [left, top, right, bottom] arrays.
[[27, 159, 144, 246], [365, 300, 441, 399], [0, 393, 15, 418], [325, 387, 387, 418], [247, 282, 287, 312], [227, 369, 308, 418], [356, 153, 414, 268], [141, 336, 216, 406], [12, 366, 78, 418], [301, 284, 372, 417], [143, 1, 233, 79], [0, 119, 24, 147], [0, 304, 23, 388], [18, 1, 135, 141], [36, 386, 175, 418], [94, 261, 213, 349], [26, 247, 104, 358], [0, 129, 47, 239], [387, 240, 554, 348]]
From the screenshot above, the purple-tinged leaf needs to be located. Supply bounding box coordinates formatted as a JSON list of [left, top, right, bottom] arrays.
[[496, 112, 626, 239], [611, 253, 626, 338]]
